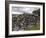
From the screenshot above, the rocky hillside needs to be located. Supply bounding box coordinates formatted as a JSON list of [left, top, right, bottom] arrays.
[[12, 9, 40, 31]]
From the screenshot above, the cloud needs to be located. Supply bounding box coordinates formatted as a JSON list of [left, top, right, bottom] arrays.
[[12, 7, 39, 14]]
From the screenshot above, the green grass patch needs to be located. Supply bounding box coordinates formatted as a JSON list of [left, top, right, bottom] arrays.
[[31, 24, 40, 30], [24, 24, 40, 31]]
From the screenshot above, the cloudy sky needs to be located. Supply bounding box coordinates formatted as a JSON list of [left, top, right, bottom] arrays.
[[12, 7, 39, 14]]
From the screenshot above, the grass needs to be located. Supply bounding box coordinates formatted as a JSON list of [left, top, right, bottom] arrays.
[[31, 24, 40, 30], [24, 24, 40, 31]]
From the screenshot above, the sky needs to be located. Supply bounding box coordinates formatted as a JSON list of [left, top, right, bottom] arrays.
[[12, 7, 39, 14]]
